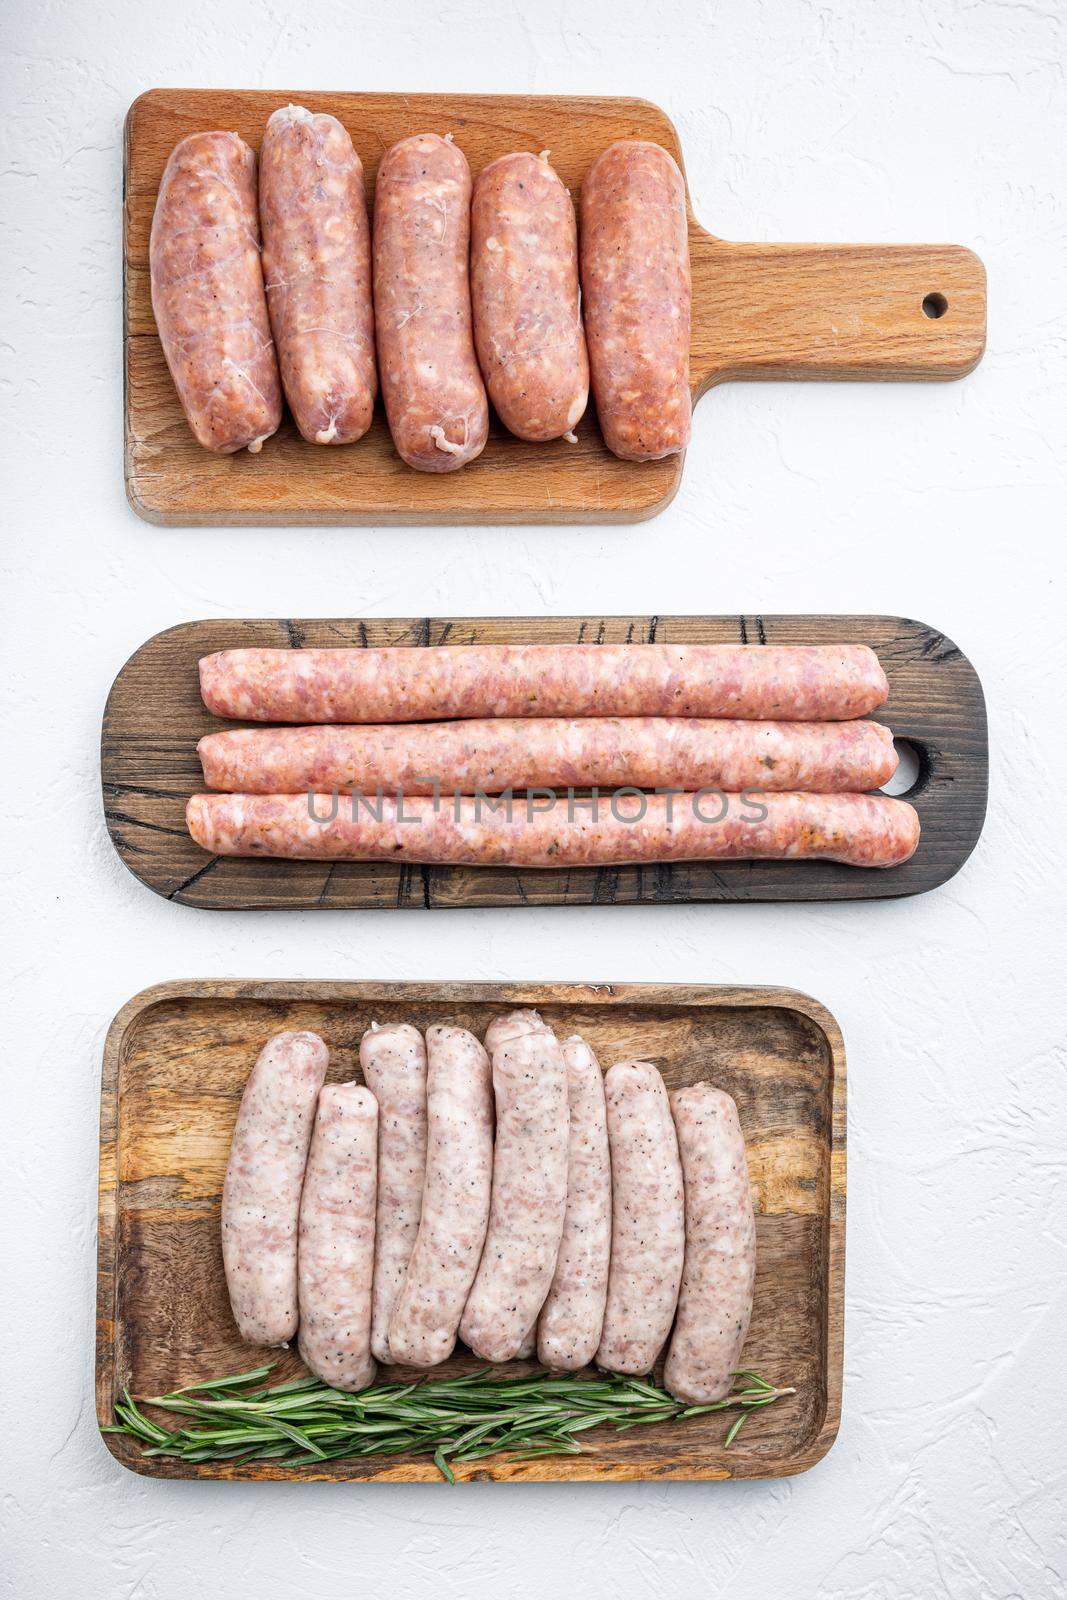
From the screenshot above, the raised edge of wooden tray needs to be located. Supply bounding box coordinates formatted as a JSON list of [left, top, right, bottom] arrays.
[[100, 613, 989, 909], [96, 978, 846, 1482]]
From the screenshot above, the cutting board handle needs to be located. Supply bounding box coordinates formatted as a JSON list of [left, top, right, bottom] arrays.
[[691, 231, 986, 396]]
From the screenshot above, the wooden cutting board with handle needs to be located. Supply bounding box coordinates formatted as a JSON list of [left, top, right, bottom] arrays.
[[124, 89, 987, 525]]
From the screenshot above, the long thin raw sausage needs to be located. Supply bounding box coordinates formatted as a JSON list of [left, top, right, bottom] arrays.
[[297, 1083, 378, 1392], [537, 1035, 612, 1371], [596, 1061, 685, 1375], [220, 1030, 328, 1346], [259, 105, 376, 446], [663, 1083, 757, 1404], [359, 1022, 428, 1364], [387, 1026, 493, 1367], [581, 140, 692, 461], [150, 132, 282, 454], [186, 790, 921, 870], [373, 133, 488, 471], [471, 151, 588, 441], [459, 1028, 569, 1362], [198, 717, 897, 795], [198, 643, 889, 724]]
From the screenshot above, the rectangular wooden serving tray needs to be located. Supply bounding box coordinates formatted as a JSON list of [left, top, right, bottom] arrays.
[[124, 88, 986, 526], [101, 613, 988, 910], [96, 978, 845, 1483]]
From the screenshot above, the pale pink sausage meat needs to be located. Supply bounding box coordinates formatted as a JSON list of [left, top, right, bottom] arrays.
[[297, 1083, 378, 1392], [259, 105, 376, 446], [198, 644, 889, 724], [663, 1084, 757, 1404], [459, 1028, 569, 1363], [596, 1061, 685, 1375], [387, 1027, 493, 1367], [186, 790, 921, 870], [373, 134, 488, 471], [150, 132, 282, 454], [221, 1030, 328, 1346], [198, 717, 897, 796], [471, 151, 588, 441], [537, 1036, 612, 1371], [359, 1022, 428, 1364], [581, 140, 692, 461], [483, 1009, 545, 1056]]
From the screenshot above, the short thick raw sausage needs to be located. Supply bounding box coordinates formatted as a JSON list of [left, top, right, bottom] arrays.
[[297, 1083, 378, 1392], [387, 1026, 493, 1366], [596, 1061, 685, 1375], [150, 132, 282, 454], [459, 1028, 569, 1363], [537, 1036, 612, 1371], [373, 133, 488, 471], [581, 140, 692, 461], [359, 1022, 428, 1364], [482, 1009, 545, 1057], [259, 105, 376, 445], [471, 151, 588, 441], [187, 790, 921, 870], [220, 1030, 328, 1346], [663, 1083, 757, 1404], [197, 717, 897, 795], [198, 643, 889, 724]]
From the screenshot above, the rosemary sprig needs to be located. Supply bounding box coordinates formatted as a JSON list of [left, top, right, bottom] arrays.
[[105, 1365, 795, 1480]]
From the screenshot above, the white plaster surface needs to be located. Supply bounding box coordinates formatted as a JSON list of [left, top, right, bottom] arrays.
[[2, 1, 1066, 1595]]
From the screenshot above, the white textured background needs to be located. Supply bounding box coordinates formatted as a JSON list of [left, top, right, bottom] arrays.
[[3, 2, 1066, 1595]]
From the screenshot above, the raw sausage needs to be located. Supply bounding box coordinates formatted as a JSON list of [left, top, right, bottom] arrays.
[[581, 140, 691, 461], [596, 1061, 685, 1375], [373, 133, 488, 471], [150, 132, 282, 454], [483, 1009, 545, 1056], [197, 717, 897, 795], [198, 643, 889, 724], [471, 151, 588, 441], [538, 1036, 612, 1371], [460, 1028, 569, 1362], [387, 1026, 493, 1366], [297, 1083, 378, 1392], [663, 1083, 756, 1404], [359, 1022, 428, 1364], [186, 790, 921, 870], [259, 105, 376, 445], [220, 1030, 328, 1346]]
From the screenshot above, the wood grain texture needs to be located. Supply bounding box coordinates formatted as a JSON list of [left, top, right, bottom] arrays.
[[100, 613, 988, 909], [96, 979, 845, 1482], [124, 89, 986, 525]]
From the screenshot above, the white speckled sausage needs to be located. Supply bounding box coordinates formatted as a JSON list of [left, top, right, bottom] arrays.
[[471, 151, 588, 441], [460, 1028, 569, 1362], [596, 1061, 684, 1375], [373, 133, 488, 471], [186, 790, 921, 871], [197, 717, 897, 796], [359, 1022, 428, 1364], [537, 1036, 612, 1371], [663, 1083, 757, 1404], [296, 1083, 378, 1392], [221, 1030, 328, 1346], [387, 1027, 493, 1366], [581, 140, 692, 461], [482, 1008, 545, 1057], [150, 131, 282, 454], [198, 643, 889, 724], [259, 105, 376, 445]]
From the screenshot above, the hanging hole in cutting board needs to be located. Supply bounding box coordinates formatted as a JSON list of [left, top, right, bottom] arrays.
[[882, 738, 922, 797], [922, 292, 949, 319]]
